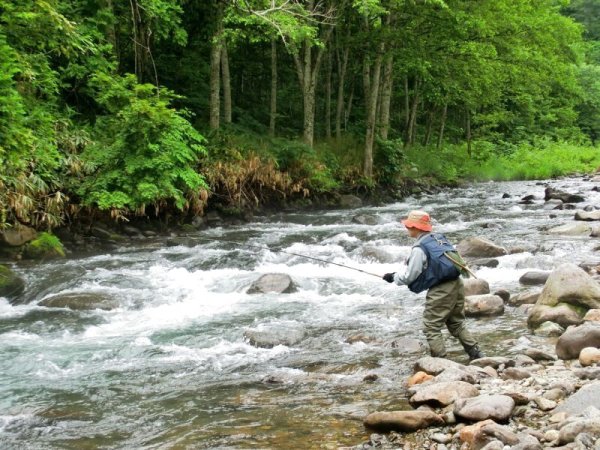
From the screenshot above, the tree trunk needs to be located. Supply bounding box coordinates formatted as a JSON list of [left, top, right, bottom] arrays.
[[129, 0, 149, 83], [325, 49, 332, 139], [466, 109, 472, 157], [405, 78, 420, 148], [269, 38, 277, 136], [209, 4, 224, 130], [423, 107, 434, 146], [404, 76, 410, 131], [379, 55, 393, 140], [363, 43, 384, 178], [345, 82, 354, 131], [437, 103, 448, 149], [335, 45, 349, 140], [221, 44, 232, 124]]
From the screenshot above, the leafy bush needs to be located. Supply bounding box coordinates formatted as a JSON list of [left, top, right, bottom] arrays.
[[374, 137, 406, 186], [78, 74, 208, 219]]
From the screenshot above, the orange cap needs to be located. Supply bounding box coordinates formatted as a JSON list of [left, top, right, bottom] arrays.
[[401, 210, 433, 231]]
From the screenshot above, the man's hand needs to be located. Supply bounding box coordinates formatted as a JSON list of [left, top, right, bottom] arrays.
[[383, 273, 396, 283]]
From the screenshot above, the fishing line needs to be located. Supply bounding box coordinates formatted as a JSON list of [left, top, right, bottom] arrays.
[[197, 236, 383, 278]]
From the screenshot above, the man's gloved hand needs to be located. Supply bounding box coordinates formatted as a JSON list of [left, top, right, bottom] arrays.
[[383, 272, 396, 283]]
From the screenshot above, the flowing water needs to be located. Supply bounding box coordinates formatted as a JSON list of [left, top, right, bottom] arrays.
[[1, 177, 599, 449]]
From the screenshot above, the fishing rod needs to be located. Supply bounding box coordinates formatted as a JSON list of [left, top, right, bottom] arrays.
[[198, 236, 384, 278]]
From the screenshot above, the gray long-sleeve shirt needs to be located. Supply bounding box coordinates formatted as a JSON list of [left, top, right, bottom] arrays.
[[392, 232, 430, 286]]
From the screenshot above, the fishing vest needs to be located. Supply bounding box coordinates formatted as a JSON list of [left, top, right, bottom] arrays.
[[408, 233, 461, 294]]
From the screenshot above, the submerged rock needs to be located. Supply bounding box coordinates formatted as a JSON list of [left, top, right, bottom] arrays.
[[246, 273, 296, 294], [457, 237, 508, 258], [243, 323, 306, 348], [39, 292, 119, 311], [0, 264, 25, 301]]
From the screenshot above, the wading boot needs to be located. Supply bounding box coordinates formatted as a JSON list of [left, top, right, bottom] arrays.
[[465, 344, 485, 361]]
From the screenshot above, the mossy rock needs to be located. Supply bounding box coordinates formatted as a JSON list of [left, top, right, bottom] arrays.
[[0, 264, 25, 300], [22, 232, 66, 260]]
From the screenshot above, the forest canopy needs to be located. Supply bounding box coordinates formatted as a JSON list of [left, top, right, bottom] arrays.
[[1, 0, 599, 229]]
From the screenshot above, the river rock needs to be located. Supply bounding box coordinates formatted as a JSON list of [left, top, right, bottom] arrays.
[[0, 223, 37, 246], [533, 396, 557, 411], [409, 381, 479, 407], [528, 304, 584, 330], [508, 290, 541, 306], [584, 309, 600, 322], [470, 357, 515, 369], [339, 195, 362, 208], [555, 382, 600, 414], [532, 321, 565, 337], [413, 356, 464, 375], [547, 222, 594, 235], [0, 264, 25, 300], [460, 420, 520, 449], [555, 323, 600, 360], [544, 199, 564, 210], [363, 410, 444, 432], [575, 210, 600, 221], [528, 263, 600, 328], [454, 394, 515, 422], [243, 323, 306, 348], [524, 348, 556, 361], [246, 273, 296, 294], [407, 371, 434, 387], [579, 347, 600, 367], [470, 258, 500, 268], [519, 271, 550, 286], [465, 295, 505, 317], [391, 337, 425, 354], [352, 214, 379, 225], [457, 237, 508, 258], [501, 367, 532, 380], [558, 418, 600, 445], [463, 278, 491, 296], [39, 292, 119, 311], [545, 186, 585, 203]]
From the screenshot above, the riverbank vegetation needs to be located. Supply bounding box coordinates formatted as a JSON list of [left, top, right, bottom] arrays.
[[1, 0, 600, 232]]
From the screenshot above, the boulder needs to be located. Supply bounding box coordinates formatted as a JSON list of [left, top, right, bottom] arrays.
[[39, 292, 119, 311], [524, 348, 556, 361], [501, 367, 532, 380], [454, 395, 515, 422], [363, 410, 444, 432], [545, 186, 585, 203], [537, 263, 600, 310], [0, 264, 25, 300], [555, 323, 600, 360], [519, 271, 550, 286], [407, 371, 434, 387], [528, 263, 600, 328], [493, 289, 510, 303], [555, 381, 600, 414], [0, 223, 37, 246], [246, 273, 296, 294], [575, 210, 600, 221], [528, 304, 584, 329], [579, 347, 600, 367], [339, 195, 362, 208], [470, 258, 500, 268], [544, 199, 564, 210], [469, 357, 515, 370], [22, 232, 66, 259], [409, 381, 479, 407], [457, 237, 508, 258], [465, 294, 505, 317], [547, 222, 593, 235], [463, 278, 491, 296]]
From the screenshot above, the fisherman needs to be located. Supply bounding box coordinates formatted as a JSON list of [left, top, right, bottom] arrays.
[[383, 210, 484, 361]]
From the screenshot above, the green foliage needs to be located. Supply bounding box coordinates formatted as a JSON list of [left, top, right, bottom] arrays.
[[78, 74, 208, 217], [22, 232, 66, 259], [374, 138, 406, 186]]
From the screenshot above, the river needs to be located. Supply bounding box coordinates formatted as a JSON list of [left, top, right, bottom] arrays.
[[1, 177, 598, 449]]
